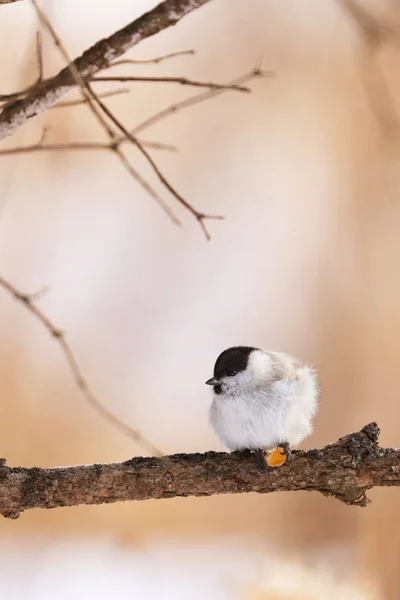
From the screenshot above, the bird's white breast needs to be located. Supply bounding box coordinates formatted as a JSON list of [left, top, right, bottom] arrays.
[[209, 367, 318, 451]]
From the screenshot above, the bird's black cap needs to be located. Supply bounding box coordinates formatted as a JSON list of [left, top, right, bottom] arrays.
[[212, 346, 258, 380]]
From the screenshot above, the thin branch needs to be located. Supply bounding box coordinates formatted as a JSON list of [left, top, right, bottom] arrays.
[[0, 29, 45, 231], [122, 139, 177, 152], [132, 67, 269, 135], [30, 0, 223, 237], [0, 0, 23, 4], [0, 0, 213, 140], [0, 31, 44, 104], [91, 75, 250, 92], [87, 83, 223, 239], [0, 90, 26, 103], [105, 67, 269, 236], [30, 0, 181, 227], [0, 138, 177, 155], [53, 88, 130, 108], [113, 148, 181, 224], [105, 49, 196, 68], [0, 132, 180, 222], [0, 276, 163, 457], [1, 1, 265, 236], [0, 65, 265, 233], [0, 423, 397, 519], [35, 30, 44, 83]]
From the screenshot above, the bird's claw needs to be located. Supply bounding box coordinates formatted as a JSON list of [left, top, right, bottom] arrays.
[[240, 446, 291, 471], [254, 449, 268, 471], [266, 443, 291, 468]]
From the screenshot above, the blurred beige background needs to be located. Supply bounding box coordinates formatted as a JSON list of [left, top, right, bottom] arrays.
[[1, 0, 400, 598]]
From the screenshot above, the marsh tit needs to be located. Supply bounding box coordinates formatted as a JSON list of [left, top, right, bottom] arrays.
[[206, 346, 318, 467]]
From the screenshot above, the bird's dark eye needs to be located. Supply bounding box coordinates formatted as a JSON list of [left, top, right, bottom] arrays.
[[228, 370, 237, 377]]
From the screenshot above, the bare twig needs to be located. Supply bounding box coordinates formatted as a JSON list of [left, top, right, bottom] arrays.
[[54, 88, 130, 108], [113, 149, 181, 224], [0, 89, 26, 103], [0, 138, 177, 155], [0, 423, 397, 519], [81, 68, 266, 153], [0, 276, 163, 457], [0, 28, 45, 230], [106, 49, 196, 68], [132, 67, 268, 135], [0, 0, 23, 4], [0, 1, 268, 239], [30, 0, 223, 237], [35, 30, 44, 83], [0, 133, 180, 223], [0, 65, 265, 230], [0, 0, 213, 140], [87, 84, 223, 239], [91, 75, 250, 92], [30, 0, 181, 227], [0, 30, 44, 104], [26, 284, 50, 302]]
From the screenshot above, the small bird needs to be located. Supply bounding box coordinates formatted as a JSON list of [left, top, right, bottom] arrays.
[[206, 346, 318, 467]]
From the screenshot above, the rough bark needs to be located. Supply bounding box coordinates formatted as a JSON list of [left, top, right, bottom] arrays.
[[0, 0, 212, 141], [0, 423, 399, 519]]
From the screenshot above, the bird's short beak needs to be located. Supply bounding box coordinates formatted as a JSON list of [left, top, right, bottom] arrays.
[[205, 377, 219, 386]]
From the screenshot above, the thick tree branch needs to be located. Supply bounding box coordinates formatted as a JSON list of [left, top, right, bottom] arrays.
[[0, 423, 399, 519], [0, 0, 212, 141]]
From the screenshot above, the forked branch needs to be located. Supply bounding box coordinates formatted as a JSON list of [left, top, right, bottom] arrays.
[[0, 0, 213, 140]]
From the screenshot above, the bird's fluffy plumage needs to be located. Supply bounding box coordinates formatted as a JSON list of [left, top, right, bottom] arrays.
[[208, 347, 318, 451]]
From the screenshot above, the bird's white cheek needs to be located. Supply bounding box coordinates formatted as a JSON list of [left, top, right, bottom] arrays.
[[221, 375, 252, 396]]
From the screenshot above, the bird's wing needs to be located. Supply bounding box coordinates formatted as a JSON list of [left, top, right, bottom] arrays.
[[267, 351, 300, 382]]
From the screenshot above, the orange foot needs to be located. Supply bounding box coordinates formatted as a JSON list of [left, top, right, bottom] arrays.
[[266, 446, 289, 468]]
